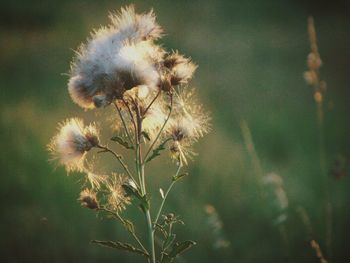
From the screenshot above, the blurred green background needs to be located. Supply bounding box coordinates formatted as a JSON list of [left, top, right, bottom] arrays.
[[1, 0, 350, 262]]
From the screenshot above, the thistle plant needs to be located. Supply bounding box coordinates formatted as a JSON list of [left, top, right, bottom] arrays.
[[48, 5, 209, 263]]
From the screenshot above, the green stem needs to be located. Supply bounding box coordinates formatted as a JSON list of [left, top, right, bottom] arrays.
[[97, 207, 148, 255], [153, 163, 182, 229], [146, 210, 156, 263], [135, 101, 156, 263], [96, 145, 139, 189]]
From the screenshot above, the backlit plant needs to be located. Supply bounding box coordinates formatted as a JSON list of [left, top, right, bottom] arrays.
[[48, 5, 210, 263]]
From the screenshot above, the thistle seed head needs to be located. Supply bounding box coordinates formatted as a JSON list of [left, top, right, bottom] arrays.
[[106, 173, 131, 212], [48, 118, 99, 172], [78, 188, 99, 209]]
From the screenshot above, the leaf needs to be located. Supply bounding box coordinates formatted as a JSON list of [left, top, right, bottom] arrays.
[[91, 240, 149, 257], [141, 131, 151, 141], [161, 240, 196, 263], [155, 223, 168, 237], [168, 240, 196, 258], [122, 183, 142, 198], [111, 135, 134, 149], [122, 219, 135, 234], [145, 139, 170, 163], [172, 172, 189, 182], [161, 254, 173, 263], [163, 234, 176, 251], [122, 184, 149, 211], [159, 188, 165, 199]]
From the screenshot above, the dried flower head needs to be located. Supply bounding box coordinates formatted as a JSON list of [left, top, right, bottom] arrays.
[[86, 171, 106, 190], [165, 90, 210, 165], [303, 70, 318, 85], [68, 6, 165, 109], [106, 174, 131, 211], [109, 5, 163, 41], [48, 118, 99, 172], [78, 188, 99, 209], [307, 52, 322, 70], [166, 119, 196, 165], [164, 51, 197, 86], [172, 89, 210, 138]]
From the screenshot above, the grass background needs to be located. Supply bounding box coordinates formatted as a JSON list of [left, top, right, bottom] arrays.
[[1, 0, 350, 262]]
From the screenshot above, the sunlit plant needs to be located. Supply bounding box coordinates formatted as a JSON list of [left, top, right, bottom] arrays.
[[48, 5, 210, 263]]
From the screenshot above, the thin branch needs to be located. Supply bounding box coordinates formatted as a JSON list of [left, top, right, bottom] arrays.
[[144, 94, 173, 161], [96, 145, 139, 189], [113, 101, 134, 145], [142, 89, 161, 117], [98, 207, 148, 254], [122, 98, 137, 138], [153, 163, 182, 230]]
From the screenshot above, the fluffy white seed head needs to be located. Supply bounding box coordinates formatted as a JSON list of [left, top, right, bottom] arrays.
[[48, 118, 99, 172], [165, 89, 210, 164], [106, 173, 131, 211], [109, 5, 163, 42], [68, 6, 164, 109], [164, 51, 197, 86]]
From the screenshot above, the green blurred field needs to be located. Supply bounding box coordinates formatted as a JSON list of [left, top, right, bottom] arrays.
[[1, 0, 350, 262]]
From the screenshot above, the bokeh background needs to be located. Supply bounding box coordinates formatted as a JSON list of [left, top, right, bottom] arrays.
[[1, 0, 350, 262]]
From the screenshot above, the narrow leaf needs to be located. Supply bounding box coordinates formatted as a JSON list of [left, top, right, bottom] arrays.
[[159, 188, 165, 199], [122, 184, 149, 211], [163, 234, 176, 251], [122, 219, 135, 234], [168, 240, 196, 258], [161, 254, 173, 263], [172, 172, 189, 182], [141, 131, 151, 141], [155, 223, 168, 237], [111, 135, 134, 149], [145, 139, 170, 163], [91, 240, 149, 257]]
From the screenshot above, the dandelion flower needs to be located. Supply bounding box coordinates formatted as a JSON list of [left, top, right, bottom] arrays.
[[106, 174, 130, 211], [48, 118, 99, 172], [78, 188, 99, 209]]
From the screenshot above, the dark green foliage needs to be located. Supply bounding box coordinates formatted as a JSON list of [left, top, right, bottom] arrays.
[[111, 135, 134, 149], [91, 240, 149, 257], [145, 139, 170, 163]]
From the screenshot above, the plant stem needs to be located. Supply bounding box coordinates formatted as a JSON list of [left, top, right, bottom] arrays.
[[153, 163, 182, 228], [97, 207, 148, 254], [144, 94, 173, 160], [134, 101, 156, 263], [142, 89, 161, 117], [316, 99, 332, 261], [146, 209, 156, 263], [114, 101, 134, 145], [96, 145, 139, 188]]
